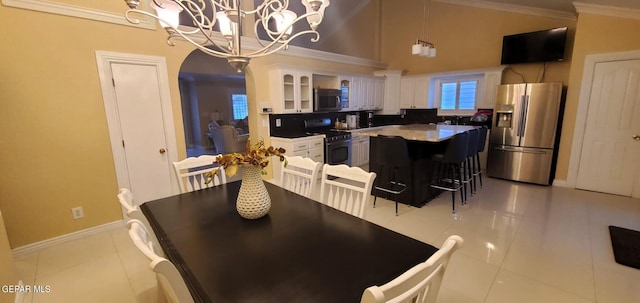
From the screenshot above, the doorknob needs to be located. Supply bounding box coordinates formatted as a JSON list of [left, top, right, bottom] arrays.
[[159, 148, 166, 154], [634, 135, 640, 141]]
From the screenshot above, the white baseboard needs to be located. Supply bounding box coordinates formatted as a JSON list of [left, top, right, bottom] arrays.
[[11, 220, 124, 258], [552, 179, 572, 188]]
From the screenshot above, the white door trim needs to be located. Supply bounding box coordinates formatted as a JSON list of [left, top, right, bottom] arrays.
[[564, 49, 640, 191], [95, 51, 180, 211]]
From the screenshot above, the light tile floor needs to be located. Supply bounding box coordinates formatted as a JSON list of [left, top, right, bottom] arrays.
[[13, 177, 640, 303]]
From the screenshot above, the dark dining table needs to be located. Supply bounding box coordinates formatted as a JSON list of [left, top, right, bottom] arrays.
[[140, 181, 439, 303]]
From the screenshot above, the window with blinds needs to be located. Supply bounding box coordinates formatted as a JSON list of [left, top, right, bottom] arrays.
[[231, 94, 248, 120], [435, 74, 481, 115]]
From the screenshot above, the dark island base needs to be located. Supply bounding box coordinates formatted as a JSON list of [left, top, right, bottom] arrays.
[[369, 137, 448, 207]]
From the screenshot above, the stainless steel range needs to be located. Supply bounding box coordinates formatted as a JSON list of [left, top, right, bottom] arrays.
[[304, 118, 351, 166]]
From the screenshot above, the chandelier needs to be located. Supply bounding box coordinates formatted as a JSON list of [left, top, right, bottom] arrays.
[[124, 0, 331, 72], [411, 0, 436, 58]]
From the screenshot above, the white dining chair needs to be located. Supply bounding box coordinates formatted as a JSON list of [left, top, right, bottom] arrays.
[[280, 156, 322, 199], [117, 188, 164, 257], [127, 219, 195, 303], [172, 155, 226, 193], [360, 235, 464, 303], [319, 164, 376, 219]]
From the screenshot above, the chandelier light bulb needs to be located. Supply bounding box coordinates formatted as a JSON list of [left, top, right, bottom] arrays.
[[216, 11, 233, 38], [428, 47, 437, 57], [307, 0, 324, 11], [412, 43, 423, 55], [274, 10, 297, 38], [420, 45, 431, 56], [303, 0, 329, 29], [151, 0, 182, 29]]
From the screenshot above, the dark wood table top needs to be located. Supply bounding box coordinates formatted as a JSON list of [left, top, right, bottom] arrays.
[[141, 181, 439, 303]]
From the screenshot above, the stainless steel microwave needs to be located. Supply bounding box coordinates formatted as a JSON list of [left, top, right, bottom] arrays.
[[313, 88, 342, 112]]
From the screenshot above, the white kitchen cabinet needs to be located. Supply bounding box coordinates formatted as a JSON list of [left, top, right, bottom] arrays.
[[349, 76, 362, 111], [476, 70, 502, 109], [351, 133, 370, 167], [339, 76, 351, 111], [353, 76, 367, 110], [375, 70, 403, 115], [270, 68, 313, 114], [360, 136, 370, 165], [373, 77, 385, 110], [270, 135, 324, 180], [345, 75, 365, 111], [352, 139, 360, 166], [352, 76, 384, 111], [362, 77, 373, 110], [307, 139, 325, 164], [400, 75, 430, 109]]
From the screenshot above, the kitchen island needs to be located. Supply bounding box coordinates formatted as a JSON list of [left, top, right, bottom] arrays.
[[359, 124, 477, 207]]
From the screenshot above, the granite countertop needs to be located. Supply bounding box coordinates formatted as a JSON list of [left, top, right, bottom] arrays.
[[357, 124, 477, 142]]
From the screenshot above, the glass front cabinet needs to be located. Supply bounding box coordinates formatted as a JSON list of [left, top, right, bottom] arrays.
[[270, 68, 313, 114]]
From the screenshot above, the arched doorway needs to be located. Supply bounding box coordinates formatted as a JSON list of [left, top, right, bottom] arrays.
[[178, 50, 248, 157]]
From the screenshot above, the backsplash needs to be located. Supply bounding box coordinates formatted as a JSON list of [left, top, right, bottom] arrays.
[[269, 108, 493, 138], [373, 109, 439, 126], [269, 111, 372, 137], [376, 108, 493, 128]]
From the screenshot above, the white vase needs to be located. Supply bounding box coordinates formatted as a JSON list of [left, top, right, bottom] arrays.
[[236, 165, 271, 219]]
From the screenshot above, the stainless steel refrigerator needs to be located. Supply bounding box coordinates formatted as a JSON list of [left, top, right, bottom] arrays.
[[487, 82, 563, 185]]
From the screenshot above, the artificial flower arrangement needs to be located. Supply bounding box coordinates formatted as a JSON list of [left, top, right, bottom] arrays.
[[206, 139, 286, 179]]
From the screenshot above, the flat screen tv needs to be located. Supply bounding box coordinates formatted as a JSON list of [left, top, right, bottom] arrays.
[[501, 27, 568, 65]]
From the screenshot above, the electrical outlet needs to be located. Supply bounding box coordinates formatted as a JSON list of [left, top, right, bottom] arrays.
[[71, 207, 84, 219]]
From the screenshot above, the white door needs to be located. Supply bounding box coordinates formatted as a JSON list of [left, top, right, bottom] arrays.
[[575, 59, 640, 196], [96, 51, 179, 206]]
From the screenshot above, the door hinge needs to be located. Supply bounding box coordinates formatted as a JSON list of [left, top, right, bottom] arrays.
[[122, 140, 125, 148], [112, 78, 115, 87]]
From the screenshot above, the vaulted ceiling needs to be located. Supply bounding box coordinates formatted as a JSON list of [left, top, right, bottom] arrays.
[[469, 0, 640, 13]]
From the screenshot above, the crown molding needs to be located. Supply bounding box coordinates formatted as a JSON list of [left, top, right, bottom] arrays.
[[1, 0, 156, 29], [171, 30, 387, 70], [435, 0, 577, 21], [573, 2, 640, 20]]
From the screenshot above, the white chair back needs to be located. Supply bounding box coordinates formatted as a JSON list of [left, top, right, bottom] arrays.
[[128, 220, 195, 303], [360, 235, 464, 303], [280, 156, 322, 199], [117, 188, 164, 257], [117, 188, 137, 216], [172, 155, 226, 193], [319, 164, 376, 219]]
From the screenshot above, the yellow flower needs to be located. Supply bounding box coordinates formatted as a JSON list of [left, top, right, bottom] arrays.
[[205, 139, 286, 179]]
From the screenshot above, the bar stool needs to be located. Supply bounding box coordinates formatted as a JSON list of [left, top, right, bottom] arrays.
[[464, 128, 479, 198], [473, 126, 488, 189], [373, 135, 410, 216], [430, 132, 470, 213]]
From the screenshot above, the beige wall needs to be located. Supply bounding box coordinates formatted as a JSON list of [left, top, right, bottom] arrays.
[[555, 14, 640, 180], [380, 0, 575, 84], [0, 5, 193, 247], [0, 3, 379, 247]]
